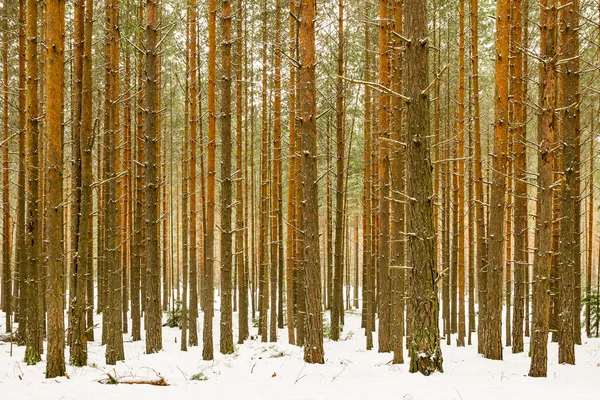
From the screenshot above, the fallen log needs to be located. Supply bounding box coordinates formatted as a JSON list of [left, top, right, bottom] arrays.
[[98, 373, 168, 386]]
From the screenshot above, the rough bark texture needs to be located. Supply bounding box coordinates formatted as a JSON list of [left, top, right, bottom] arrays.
[[557, 0, 578, 365], [511, 0, 526, 354], [45, 0, 67, 378], [220, 0, 234, 355], [188, 0, 199, 348], [485, 0, 510, 361], [236, 0, 249, 345], [529, 0, 557, 378], [376, 0, 391, 353], [15, 0, 27, 344], [25, 0, 43, 365], [144, 0, 162, 355], [331, 0, 346, 343], [405, 0, 443, 376], [203, 0, 217, 361], [470, 0, 487, 356], [390, 0, 405, 365], [362, 0, 373, 350], [104, 0, 125, 365], [69, 0, 88, 367], [1, 0, 11, 334], [456, 0, 466, 348], [299, 0, 324, 364]]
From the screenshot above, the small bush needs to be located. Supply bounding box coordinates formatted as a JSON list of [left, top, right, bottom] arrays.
[[164, 300, 182, 328], [190, 372, 208, 381], [583, 289, 600, 337], [323, 321, 342, 340]]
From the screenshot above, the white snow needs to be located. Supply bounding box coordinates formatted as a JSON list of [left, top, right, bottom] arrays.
[[0, 308, 598, 400]]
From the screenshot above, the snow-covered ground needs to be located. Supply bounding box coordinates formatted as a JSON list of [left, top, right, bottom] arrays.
[[0, 308, 598, 400]]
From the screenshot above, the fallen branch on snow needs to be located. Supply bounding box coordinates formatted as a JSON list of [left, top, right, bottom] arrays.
[[98, 372, 168, 386]]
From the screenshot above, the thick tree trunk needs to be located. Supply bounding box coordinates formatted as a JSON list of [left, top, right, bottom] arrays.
[[376, 0, 391, 353], [405, 0, 443, 375], [557, 0, 579, 365], [104, 0, 125, 365], [25, 0, 43, 365], [203, 0, 217, 361], [220, 0, 234, 354], [45, 0, 67, 378], [529, 0, 557, 378], [144, 0, 162, 355], [299, 0, 324, 364], [69, 0, 88, 367]]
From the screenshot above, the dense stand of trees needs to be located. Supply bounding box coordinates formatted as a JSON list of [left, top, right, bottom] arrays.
[[0, 0, 599, 379]]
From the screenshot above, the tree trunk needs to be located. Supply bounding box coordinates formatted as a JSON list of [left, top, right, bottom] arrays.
[[390, 0, 404, 364], [299, 0, 324, 364], [15, 0, 27, 344], [25, 0, 43, 365], [69, 0, 87, 367], [203, 0, 217, 361], [45, 0, 67, 378], [529, 0, 557, 377], [557, 0, 579, 365], [331, 0, 346, 343], [220, 0, 234, 354], [485, 0, 510, 361], [144, 0, 162, 355], [511, 0, 526, 354], [405, 0, 443, 375], [236, 0, 249, 344]]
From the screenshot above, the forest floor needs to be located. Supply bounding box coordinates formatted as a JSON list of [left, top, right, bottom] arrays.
[[0, 307, 598, 400]]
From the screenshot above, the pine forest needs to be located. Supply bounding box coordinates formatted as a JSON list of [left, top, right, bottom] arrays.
[[0, 0, 599, 397]]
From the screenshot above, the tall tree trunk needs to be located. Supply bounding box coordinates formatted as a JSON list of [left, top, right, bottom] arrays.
[[188, 0, 199, 347], [69, 0, 87, 367], [470, 0, 487, 355], [203, 0, 217, 361], [485, 0, 510, 361], [258, 0, 269, 342], [1, 0, 11, 334], [220, 0, 234, 354], [45, 0, 66, 378], [285, 0, 298, 345], [557, 0, 579, 365], [144, 0, 162, 355], [298, 0, 324, 364], [405, 0, 443, 375], [511, 0, 526, 354], [25, 0, 43, 365], [181, 12, 190, 351], [376, 0, 391, 353], [362, 0, 374, 350], [331, 0, 346, 343], [529, 0, 557, 378], [15, 0, 27, 344], [275, 0, 285, 332], [587, 106, 595, 338], [104, 0, 125, 364], [236, 0, 249, 344], [269, 0, 282, 342], [131, 0, 145, 342], [456, 0, 466, 348], [390, 0, 405, 364]]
